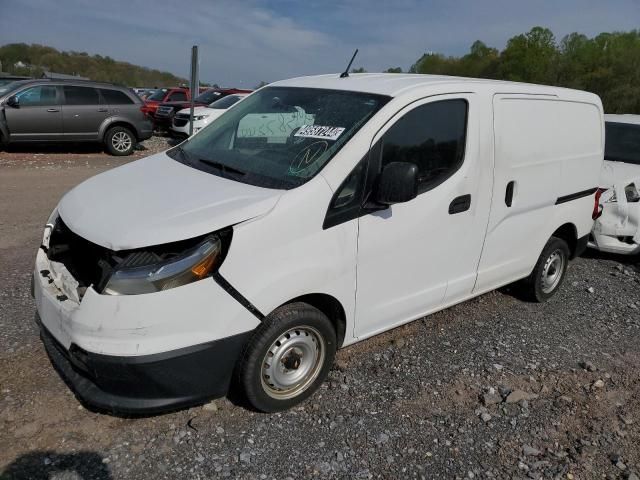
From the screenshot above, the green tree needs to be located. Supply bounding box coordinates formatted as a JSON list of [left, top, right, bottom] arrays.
[[405, 28, 640, 113], [0, 43, 189, 87], [498, 26, 559, 83], [410, 53, 460, 75], [458, 41, 499, 78]]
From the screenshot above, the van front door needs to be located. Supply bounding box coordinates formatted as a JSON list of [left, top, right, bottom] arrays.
[[355, 94, 493, 339]]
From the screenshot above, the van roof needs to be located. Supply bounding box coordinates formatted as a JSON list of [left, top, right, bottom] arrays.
[[605, 114, 640, 125], [271, 73, 597, 100]]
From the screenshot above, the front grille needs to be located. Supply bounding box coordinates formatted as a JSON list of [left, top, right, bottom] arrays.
[[47, 219, 118, 292], [155, 106, 173, 117], [173, 118, 188, 127]]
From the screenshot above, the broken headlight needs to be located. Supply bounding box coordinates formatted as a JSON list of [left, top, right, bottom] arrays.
[[103, 237, 222, 295]]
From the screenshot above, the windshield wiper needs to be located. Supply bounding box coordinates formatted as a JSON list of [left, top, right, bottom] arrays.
[[198, 158, 247, 177]]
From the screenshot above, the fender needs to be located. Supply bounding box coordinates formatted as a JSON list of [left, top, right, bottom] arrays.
[[98, 116, 140, 141]]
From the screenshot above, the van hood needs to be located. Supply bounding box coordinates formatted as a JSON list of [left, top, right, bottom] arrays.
[[58, 152, 282, 251]]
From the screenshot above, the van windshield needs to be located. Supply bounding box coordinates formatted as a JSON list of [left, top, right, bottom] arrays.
[[605, 122, 640, 165], [168, 86, 390, 189]]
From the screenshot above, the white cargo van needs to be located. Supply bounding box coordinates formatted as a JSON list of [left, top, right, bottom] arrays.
[[33, 74, 604, 414]]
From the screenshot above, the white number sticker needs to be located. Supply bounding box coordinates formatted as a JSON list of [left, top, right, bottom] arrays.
[[294, 125, 345, 141]]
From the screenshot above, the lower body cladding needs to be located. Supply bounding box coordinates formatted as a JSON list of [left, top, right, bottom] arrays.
[[590, 179, 640, 255], [33, 248, 260, 414]]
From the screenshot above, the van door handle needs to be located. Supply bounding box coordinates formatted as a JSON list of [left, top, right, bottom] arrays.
[[449, 194, 471, 214], [46, 108, 60, 113], [505, 181, 515, 207]]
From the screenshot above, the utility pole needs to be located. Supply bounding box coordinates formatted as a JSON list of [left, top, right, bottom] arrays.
[[188, 45, 199, 137]]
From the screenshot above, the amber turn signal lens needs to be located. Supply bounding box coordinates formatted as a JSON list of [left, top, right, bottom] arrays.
[[191, 252, 218, 279]]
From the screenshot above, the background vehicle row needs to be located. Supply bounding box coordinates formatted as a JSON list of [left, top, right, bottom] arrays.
[[151, 87, 252, 131]]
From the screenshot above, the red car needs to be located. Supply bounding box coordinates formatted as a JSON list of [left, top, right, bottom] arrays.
[[141, 87, 191, 119]]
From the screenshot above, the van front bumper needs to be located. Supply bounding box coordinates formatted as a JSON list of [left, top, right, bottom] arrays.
[[33, 238, 261, 414], [38, 315, 250, 414]]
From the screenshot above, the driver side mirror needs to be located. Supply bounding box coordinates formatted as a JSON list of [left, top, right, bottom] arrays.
[[375, 162, 419, 205], [6, 95, 19, 108]]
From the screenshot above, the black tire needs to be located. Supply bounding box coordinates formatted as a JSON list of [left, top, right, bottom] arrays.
[[104, 126, 135, 156], [521, 236, 570, 302], [236, 302, 337, 412]]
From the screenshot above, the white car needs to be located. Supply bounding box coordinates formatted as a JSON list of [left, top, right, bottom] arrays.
[[33, 74, 603, 414], [171, 93, 249, 137], [590, 114, 640, 255]]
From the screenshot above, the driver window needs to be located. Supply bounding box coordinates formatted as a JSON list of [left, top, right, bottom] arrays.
[[16, 86, 58, 107], [380, 99, 468, 193]]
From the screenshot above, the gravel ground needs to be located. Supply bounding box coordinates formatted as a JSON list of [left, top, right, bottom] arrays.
[[1, 145, 639, 479]]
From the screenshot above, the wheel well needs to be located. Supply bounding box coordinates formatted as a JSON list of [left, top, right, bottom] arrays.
[[104, 121, 138, 141], [552, 223, 578, 258], [286, 294, 347, 347]]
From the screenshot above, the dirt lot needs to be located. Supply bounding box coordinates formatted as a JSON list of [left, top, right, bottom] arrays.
[[1, 143, 639, 480]]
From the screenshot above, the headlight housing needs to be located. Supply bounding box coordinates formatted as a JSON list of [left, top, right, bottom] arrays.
[[193, 114, 209, 121], [103, 236, 222, 295], [43, 207, 59, 247]]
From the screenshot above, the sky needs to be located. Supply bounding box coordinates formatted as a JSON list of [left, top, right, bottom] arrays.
[[1, 0, 639, 87]]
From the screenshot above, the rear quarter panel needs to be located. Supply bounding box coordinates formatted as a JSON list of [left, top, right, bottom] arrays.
[[476, 93, 603, 291]]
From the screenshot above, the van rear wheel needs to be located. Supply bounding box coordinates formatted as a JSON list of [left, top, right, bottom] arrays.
[[236, 302, 336, 412], [522, 236, 570, 302]]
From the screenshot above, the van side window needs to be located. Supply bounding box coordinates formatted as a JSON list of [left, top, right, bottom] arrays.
[[380, 99, 468, 193], [605, 122, 640, 165]]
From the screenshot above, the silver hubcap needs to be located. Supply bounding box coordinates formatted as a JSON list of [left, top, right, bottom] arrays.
[[261, 326, 325, 400], [541, 249, 565, 294], [112, 131, 132, 152]]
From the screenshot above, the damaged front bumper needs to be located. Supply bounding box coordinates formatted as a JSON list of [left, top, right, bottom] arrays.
[[33, 226, 259, 413], [38, 313, 250, 414], [589, 179, 640, 255]]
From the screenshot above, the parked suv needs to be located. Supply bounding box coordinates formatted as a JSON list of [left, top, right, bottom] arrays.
[[0, 79, 153, 155], [154, 88, 252, 131], [140, 87, 191, 121]]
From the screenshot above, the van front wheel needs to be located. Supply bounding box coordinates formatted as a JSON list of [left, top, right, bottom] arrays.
[[237, 302, 336, 412], [522, 236, 570, 302]]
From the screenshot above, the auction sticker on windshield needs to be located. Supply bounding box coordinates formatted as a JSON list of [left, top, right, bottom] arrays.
[[294, 125, 345, 141]]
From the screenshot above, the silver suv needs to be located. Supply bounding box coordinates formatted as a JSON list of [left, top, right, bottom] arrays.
[[0, 79, 153, 156]]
